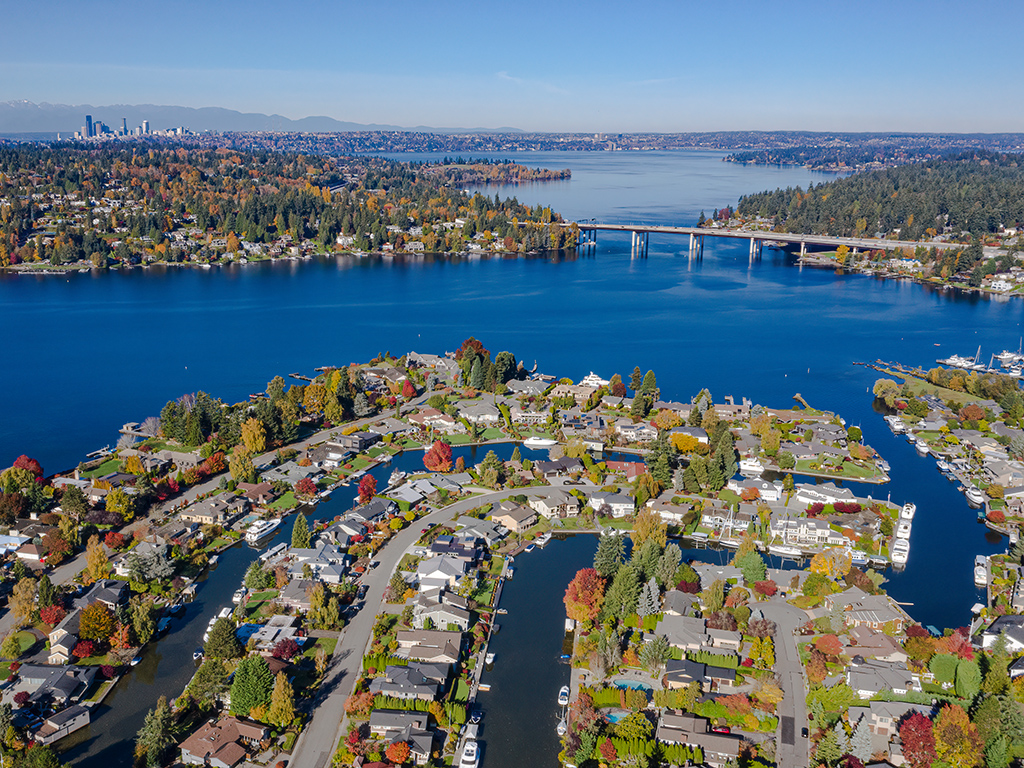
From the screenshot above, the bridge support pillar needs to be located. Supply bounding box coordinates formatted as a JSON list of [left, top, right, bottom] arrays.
[[800, 241, 807, 258], [631, 231, 649, 259]]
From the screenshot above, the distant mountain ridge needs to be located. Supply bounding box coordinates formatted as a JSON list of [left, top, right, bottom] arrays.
[[0, 101, 522, 134]]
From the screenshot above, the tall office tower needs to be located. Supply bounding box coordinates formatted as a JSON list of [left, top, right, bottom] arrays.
[[85, 115, 93, 137], [142, 120, 150, 134], [122, 117, 127, 134]]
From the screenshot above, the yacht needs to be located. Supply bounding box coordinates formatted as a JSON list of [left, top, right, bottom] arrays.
[[388, 469, 406, 487], [557, 685, 570, 707], [739, 457, 764, 475], [485, 652, 495, 665], [975, 555, 988, 586], [892, 540, 909, 564], [460, 740, 480, 768], [965, 487, 986, 506], [246, 518, 282, 543], [536, 532, 553, 547], [900, 503, 916, 520], [524, 436, 557, 448], [768, 544, 803, 558], [232, 588, 247, 605], [884, 415, 906, 433], [936, 460, 951, 473], [915, 439, 930, 453], [896, 521, 912, 539]]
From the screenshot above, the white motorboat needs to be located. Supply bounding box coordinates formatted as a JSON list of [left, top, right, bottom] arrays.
[[891, 542, 909, 564], [208, 555, 219, 567], [556, 718, 567, 736], [936, 460, 951, 473], [849, 550, 869, 566], [485, 652, 495, 665], [965, 487, 986, 506], [524, 436, 557, 448], [915, 439, 930, 453], [900, 503, 916, 520], [245, 518, 282, 543], [557, 685, 570, 707], [193, 648, 204, 661], [975, 555, 988, 586], [536, 532, 553, 547], [232, 588, 247, 604], [460, 740, 480, 768], [896, 521, 912, 539], [524, 544, 536, 553], [768, 544, 802, 558]]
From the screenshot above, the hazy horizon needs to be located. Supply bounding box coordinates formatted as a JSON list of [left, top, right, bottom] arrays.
[[3, 0, 1023, 134]]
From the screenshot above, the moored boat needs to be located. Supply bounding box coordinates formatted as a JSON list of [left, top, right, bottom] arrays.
[[246, 518, 282, 543], [965, 486, 986, 506], [901, 503, 916, 520], [557, 685, 570, 707], [975, 555, 988, 586], [524, 436, 557, 448]]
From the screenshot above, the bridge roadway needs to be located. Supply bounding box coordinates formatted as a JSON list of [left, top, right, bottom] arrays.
[[573, 221, 964, 257]]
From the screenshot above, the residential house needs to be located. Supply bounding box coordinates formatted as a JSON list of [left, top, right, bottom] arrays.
[[157, 450, 202, 471], [491, 502, 538, 533], [616, 421, 657, 443], [658, 614, 710, 652], [509, 405, 547, 425], [395, 630, 463, 664], [846, 701, 932, 742], [453, 517, 506, 547], [605, 460, 647, 480], [646, 498, 692, 525], [663, 590, 697, 617], [250, 615, 301, 652], [529, 490, 579, 519], [845, 626, 910, 664], [180, 493, 248, 526], [368, 418, 416, 438], [656, 711, 743, 768], [412, 591, 471, 631], [671, 426, 709, 444], [333, 431, 381, 452], [178, 717, 269, 768], [7, 664, 97, 708], [349, 498, 398, 525], [416, 555, 468, 591], [533, 457, 584, 478], [589, 491, 634, 518], [407, 408, 461, 434], [794, 482, 857, 506], [235, 482, 280, 506], [982, 615, 1024, 652], [275, 579, 315, 612], [369, 662, 449, 701], [726, 477, 781, 503], [506, 379, 548, 397], [369, 709, 430, 737], [284, 542, 348, 583], [824, 587, 911, 633], [457, 402, 501, 425], [549, 383, 597, 406], [847, 658, 920, 699], [306, 442, 354, 469], [261, 461, 323, 487]]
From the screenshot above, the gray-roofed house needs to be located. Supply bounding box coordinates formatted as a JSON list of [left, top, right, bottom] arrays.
[[846, 658, 920, 699], [490, 502, 537, 533], [656, 711, 743, 768], [368, 662, 449, 701], [395, 630, 463, 664], [529, 489, 580, 519], [34, 704, 90, 744], [349, 497, 398, 524]]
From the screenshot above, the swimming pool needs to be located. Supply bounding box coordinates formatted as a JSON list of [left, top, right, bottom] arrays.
[[613, 679, 652, 691]]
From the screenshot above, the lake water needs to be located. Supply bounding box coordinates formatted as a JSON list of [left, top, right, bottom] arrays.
[[1, 149, 1021, 762]]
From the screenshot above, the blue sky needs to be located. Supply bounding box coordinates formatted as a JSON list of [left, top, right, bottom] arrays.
[[4, 0, 1022, 132]]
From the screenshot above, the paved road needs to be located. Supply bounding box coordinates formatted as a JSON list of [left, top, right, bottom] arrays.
[[288, 484, 584, 768], [760, 599, 810, 768]]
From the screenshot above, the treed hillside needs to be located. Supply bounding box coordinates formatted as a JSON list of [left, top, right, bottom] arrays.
[[736, 152, 1024, 240]]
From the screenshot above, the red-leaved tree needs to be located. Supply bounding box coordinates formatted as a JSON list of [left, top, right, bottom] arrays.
[[13, 456, 43, 476], [295, 477, 317, 498], [357, 474, 377, 505], [814, 634, 843, 656], [563, 568, 606, 624], [423, 441, 453, 473], [105, 531, 126, 550], [385, 740, 411, 764], [72, 640, 95, 659], [900, 711, 937, 768], [752, 580, 777, 598], [402, 379, 416, 399], [272, 638, 300, 660], [40, 605, 66, 626]]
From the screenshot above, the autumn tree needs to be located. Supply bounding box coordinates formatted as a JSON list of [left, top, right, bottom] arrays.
[[386, 741, 411, 764], [9, 578, 36, 627], [632, 508, 667, 549], [85, 534, 110, 582], [933, 703, 983, 767], [241, 417, 267, 455], [423, 441, 453, 473], [266, 672, 295, 728], [357, 474, 376, 504], [564, 568, 606, 625], [79, 602, 114, 642]]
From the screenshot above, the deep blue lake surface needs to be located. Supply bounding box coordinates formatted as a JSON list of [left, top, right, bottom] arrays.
[[1, 149, 1021, 763]]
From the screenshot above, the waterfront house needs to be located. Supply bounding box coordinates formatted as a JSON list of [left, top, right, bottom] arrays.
[[180, 493, 248, 526], [349, 498, 398, 525], [6, 664, 97, 708], [605, 460, 647, 480], [157, 450, 202, 471], [34, 704, 90, 745], [284, 542, 348, 583], [261, 461, 323, 487], [794, 482, 856, 506], [646, 498, 691, 525], [250, 615, 301, 652], [178, 716, 268, 768], [369, 417, 415, 438], [533, 457, 584, 478], [823, 587, 911, 633], [428, 535, 479, 564], [456, 402, 501, 425], [726, 477, 781, 502], [588, 491, 633, 518], [369, 709, 430, 736], [415, 555, 467, 591], [412, 590, 471, 631], [333, 431, 381, 452], [982, 615, 1024, 652], [490, 502, 538, 533], [369, 662, 449, 701], [509, 405, 547, 425], [615, 421, 657, 443], [529, 489, 579, 519], [235, 481, 279, 506], [395, 630, 462, 664]]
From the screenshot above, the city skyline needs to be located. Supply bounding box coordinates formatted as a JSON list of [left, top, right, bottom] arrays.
[[2, 0, 1023, 133]]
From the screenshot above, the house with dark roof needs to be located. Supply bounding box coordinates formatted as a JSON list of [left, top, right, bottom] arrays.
[[395, 630, 462, 664], [34, 704, 90, 745], [6, 664, 97, 708], [656, 710, 742, 768], [368, 662, 449, 701]]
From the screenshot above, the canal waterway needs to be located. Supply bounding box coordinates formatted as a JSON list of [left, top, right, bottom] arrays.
[[0, 149, 1021, 763]]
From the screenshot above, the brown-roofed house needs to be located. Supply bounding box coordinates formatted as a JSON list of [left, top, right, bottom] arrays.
[[178, 716, 268, 768]]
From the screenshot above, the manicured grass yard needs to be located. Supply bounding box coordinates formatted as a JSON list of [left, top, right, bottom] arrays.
[[303, 637, 337, 660], [268, 491, 297, 511], [80, 457, 122, 478]]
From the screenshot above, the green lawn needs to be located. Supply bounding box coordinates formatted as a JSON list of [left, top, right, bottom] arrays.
[[454, 679, 470, 702], [446, 434, 474, 445], [480, 428, 504, 440], [242, 590, 280, 618], [268, 491, 297, 511], [80, 457, 122, 478], [13, 631, 37, 655]]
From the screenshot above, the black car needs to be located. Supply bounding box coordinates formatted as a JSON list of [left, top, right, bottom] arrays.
[[801, 727, 809, 738], [357, 584, 368, 599]]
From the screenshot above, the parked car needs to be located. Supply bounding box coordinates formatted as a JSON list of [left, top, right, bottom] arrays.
[[357, 584, 368, 599], [801, 727, 809, 738], [711, 726, 731, 734]]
